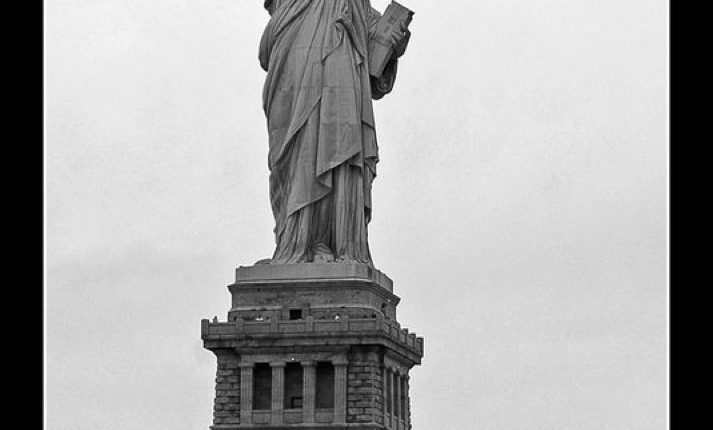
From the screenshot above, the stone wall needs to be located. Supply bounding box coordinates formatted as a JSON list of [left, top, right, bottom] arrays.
[[346, 349, 384, 425], [212, 350, 241, 426]]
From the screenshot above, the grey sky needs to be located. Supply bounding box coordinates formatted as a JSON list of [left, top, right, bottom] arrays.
[[45, 1, 668, 429]]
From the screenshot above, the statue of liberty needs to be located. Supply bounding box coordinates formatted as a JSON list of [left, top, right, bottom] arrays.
[[258, 0, 411, 265]]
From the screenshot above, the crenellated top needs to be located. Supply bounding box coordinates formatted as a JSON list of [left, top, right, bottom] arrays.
[[201, 313, 424, 357]]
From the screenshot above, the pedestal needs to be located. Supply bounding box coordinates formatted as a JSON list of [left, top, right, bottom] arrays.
[[202, 263, 424, 429]]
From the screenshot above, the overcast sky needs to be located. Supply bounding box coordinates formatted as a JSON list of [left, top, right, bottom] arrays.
[[45, 1, 668, 429]]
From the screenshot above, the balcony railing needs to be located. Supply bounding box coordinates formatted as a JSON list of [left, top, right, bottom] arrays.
[[202, 314, 424, 355]]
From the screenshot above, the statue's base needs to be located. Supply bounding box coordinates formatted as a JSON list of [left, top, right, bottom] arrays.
[[210, 424, 392, 430], [202, 262, 422, 429], [233, 263, 393, 291], [227, 263, 398, 323]]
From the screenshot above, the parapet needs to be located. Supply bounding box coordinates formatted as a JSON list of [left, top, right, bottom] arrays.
[[201, 313, 424, 364]]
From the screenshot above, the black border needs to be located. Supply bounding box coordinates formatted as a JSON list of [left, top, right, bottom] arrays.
[[8, 0, 44, 420], [668, 0, 678, 427]]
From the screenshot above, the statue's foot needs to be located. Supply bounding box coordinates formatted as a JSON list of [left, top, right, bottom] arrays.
[[312, 243, 334, 263], [334, 256, 374, 266], [255, 258, 273, 265]]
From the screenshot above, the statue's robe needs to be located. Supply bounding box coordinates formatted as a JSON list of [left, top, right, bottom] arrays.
[[260, 0, 399, 264]]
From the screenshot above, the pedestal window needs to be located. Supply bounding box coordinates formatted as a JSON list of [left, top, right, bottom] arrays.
[[253, 363, 272, 410], [386, 369, 393, 414], [393, 372, 400, 420], [284, 362, 304, 409], [315, 362, 335, 409]]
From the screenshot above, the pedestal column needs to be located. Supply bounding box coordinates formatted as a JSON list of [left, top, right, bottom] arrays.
[[302, 360, 317, 423], [333, 359, 348, 423], [383, 366, 390, 427], [238, 363, 254, 424], [270, 362, 285, 425], [394, 371, 401, 430], [405, 374, 411, 430]]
